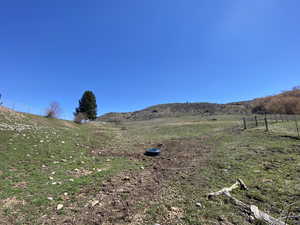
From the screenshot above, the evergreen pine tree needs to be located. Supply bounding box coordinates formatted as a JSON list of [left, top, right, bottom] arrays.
[[75, 91, 97, 120]]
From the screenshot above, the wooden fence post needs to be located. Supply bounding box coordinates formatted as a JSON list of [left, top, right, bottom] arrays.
[[243, 118, 247, 130], [255, 115, 258, 127], [294, 116, 300, 137], [264, 114, 269, 132]]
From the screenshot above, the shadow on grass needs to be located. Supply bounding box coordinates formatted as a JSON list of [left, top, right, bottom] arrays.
[[279, 135, 300, 140]]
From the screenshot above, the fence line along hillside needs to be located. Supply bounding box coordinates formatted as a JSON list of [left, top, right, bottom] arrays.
[[242, 114, 300, 137]]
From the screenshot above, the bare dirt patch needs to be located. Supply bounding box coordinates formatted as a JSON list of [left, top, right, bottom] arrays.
[[40, 136, 211, 225]]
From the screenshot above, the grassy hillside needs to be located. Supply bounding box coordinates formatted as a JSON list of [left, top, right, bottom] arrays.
[[98, 102, 251, 122], [0, 108, 299, 225], [0, 107, 141, 225]]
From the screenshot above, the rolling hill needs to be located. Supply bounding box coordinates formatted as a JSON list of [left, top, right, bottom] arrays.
[[98, 102, 252, 122]]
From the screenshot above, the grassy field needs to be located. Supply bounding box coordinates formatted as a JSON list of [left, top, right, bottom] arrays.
[[0, 109, 299, 225]]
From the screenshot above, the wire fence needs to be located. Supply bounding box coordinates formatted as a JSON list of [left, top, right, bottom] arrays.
[[242, 114, 300, 137]]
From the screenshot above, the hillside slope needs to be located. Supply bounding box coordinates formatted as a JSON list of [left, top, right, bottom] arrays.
[[1, 106, 299, 225], [98, 102, 251, 122]]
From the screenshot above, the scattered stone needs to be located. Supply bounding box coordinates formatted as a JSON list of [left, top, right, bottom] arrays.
[[49, 176, 54, 180], [61, 141, 65, 144], [140, 166, 145, 169], [91, 200, 99, 207], [47, 197, 53, 201], [69, 179, 74, 182], [196, 202, 203, 208], [123, 176, 130, 181], [64, 192, 68, 196], [171, 207, 179, 212], [57, 204, 63, 210]]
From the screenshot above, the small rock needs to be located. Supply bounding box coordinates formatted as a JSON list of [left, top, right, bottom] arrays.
[[171, 207, 179, 212], [91, 200, 99, 207], [57, 204, 63, 210], [196, 202, 203, 208], [123, 176, 130, 181], [61, 141, 65, 144], [140, 166, 145, 170], [69, 178, 74, 182], [64, 192, 68, 196], [47, 197, 53, 201], [49, 176, 54, 180]]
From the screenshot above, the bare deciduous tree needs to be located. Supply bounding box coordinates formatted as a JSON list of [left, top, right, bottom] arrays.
[[73, 112, 87, 124], [45, 102, 61, 118]]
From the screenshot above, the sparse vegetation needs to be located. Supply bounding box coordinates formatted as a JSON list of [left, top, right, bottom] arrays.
[[0, 98, 299, 224]]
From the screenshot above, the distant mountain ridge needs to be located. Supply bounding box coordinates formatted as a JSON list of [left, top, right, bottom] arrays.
[[97, 102, 252, 122]]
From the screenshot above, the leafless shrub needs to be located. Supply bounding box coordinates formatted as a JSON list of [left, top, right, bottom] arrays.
[[252, 87, 300, 114], [45, 102, 61, 118], [74, 112, 87, 124]]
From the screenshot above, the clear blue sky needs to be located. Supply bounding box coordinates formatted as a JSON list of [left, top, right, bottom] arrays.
[[1, 0, 300, 119]]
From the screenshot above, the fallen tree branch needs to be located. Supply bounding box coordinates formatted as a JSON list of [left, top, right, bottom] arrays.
[[207, 179, 288, 225], [208, 178, 247, 199]]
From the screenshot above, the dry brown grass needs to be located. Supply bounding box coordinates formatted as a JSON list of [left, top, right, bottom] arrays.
[[252, 87, 300, 114], [1, 197, 25, 209]]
